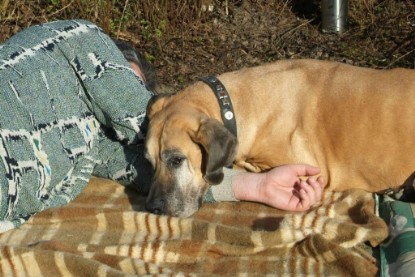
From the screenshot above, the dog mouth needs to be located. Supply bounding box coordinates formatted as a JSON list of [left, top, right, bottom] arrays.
[[145, 191, 203, 218], [172, 201, 202, 218], [145, 161, 208, 217]]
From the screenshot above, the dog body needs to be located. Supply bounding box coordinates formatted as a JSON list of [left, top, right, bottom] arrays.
[[145, 59, 415, 217]]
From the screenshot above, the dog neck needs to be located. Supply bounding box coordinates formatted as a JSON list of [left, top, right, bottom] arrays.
[[199, 76, 238, 137]]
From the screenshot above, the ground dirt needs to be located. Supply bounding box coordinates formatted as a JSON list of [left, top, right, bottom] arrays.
[[0, 0, 414, 92]]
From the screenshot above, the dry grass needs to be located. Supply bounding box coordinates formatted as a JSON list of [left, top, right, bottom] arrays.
[[0, 0, 414, 89]]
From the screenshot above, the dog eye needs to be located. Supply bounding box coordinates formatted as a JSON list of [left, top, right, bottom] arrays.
[[168, 156, 184, 168]]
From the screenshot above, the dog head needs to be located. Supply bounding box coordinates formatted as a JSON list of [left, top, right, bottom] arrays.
[[144, 93, 238, 217]]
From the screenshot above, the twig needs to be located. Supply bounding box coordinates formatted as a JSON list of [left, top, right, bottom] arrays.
[[48, 1, 73, 18], [279, 18, 314, 39], [385, 49, 415, 68], [116, 0, 129, 39]]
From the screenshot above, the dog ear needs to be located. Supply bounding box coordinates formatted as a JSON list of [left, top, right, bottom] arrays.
[[146, 93, 172, 118], [194, 118, 238, 185]]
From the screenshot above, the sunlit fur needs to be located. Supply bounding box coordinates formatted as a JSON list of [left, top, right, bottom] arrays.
[[145, 59, 415, 217]]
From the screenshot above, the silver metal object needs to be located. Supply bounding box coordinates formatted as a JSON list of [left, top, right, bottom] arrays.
[[321, 0, 349, 33]]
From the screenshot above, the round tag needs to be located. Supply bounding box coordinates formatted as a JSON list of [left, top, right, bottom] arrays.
[[224, 111, 234, 120]]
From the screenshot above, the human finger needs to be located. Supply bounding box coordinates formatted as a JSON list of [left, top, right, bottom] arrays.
[[294, 188, 311, 210], [307, 176, 326, 205], [292, 164, 321, 178], [315, 176, 325, 189], [299, 178, 317, 203]]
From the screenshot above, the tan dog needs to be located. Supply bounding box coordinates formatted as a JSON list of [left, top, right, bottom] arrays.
[[144, 59, 415, 217]]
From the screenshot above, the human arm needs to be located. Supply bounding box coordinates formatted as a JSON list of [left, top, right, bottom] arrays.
[[232, 164, 325, 211], [205, 164, 325, 212]]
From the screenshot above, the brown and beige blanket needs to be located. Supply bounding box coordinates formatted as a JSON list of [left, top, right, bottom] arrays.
[[0, 177, 389, 276]]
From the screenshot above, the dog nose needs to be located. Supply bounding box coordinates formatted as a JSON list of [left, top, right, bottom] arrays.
[[146, 197, 165, 215]]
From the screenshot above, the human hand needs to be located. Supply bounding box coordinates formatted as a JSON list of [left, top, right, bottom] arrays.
[[232, 164, 325, 212]]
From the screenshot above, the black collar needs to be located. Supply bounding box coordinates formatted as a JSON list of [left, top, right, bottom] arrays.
[[199, 76, 237, 137]]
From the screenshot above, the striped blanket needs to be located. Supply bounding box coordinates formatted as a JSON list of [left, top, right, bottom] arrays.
[[0, 177, 388, 276]]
